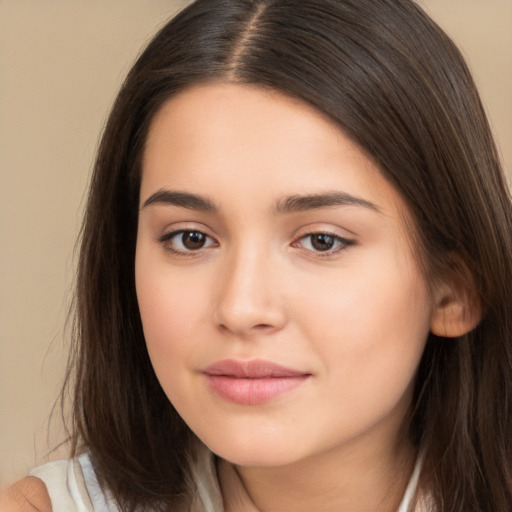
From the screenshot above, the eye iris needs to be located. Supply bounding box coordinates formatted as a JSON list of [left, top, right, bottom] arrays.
[[182, 231, 206, 250], [311, 234, 335, 251]]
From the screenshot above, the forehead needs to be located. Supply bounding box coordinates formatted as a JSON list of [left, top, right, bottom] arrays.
[[143, 82, 348, 171], [141, 82, 405, 220]]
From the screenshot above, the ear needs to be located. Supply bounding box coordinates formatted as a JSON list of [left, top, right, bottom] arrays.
[[430, 257, 482, 338]]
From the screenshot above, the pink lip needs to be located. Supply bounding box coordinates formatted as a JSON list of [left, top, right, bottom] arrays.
[[202, 359, 310, 405]]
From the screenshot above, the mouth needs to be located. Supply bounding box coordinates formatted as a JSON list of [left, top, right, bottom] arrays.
[[202, 359, 311, 405]]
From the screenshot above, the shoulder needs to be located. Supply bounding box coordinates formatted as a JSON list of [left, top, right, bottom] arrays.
[[28, 456, 97, 511], [1, 456, 98, 512], [0, 476, 52, 512]]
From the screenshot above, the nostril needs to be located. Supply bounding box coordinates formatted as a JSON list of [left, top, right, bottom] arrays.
[[218, 322, 273, 332], [254, 323, 273, 330]]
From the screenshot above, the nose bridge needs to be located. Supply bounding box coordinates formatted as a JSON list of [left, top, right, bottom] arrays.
[[214, 238, 285, 335]]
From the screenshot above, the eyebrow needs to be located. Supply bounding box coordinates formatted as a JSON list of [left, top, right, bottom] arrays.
[[142, 190, 217, 211], [273, 192, 380, 214], [141, 189, 380, 214]]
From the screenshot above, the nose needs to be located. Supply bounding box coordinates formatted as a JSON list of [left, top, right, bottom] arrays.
[[213, 246, 287, 338]]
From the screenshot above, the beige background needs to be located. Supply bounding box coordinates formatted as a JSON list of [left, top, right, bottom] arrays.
[[1, 0, 511, 486]]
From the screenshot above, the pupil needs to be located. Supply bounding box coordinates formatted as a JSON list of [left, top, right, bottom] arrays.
[[183, 231, 205, 250], [312, 234, 334, 251]]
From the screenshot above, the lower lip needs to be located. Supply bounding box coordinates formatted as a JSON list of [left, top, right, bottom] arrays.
[[205, 375, 309, 405]]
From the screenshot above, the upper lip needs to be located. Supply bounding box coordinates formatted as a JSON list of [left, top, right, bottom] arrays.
[[202, 359, 309, 378]]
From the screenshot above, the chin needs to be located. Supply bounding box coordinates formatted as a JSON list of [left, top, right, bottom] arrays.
[[199, 431, 306, 467], [215, 447, 300, 468]]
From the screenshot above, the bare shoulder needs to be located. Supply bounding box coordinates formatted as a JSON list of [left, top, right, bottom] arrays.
[[0, 477, 52, 512]]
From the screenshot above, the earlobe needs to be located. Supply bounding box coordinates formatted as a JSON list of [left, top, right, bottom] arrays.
[[430, 297, 481, 338], [430, 268, 482, 338]]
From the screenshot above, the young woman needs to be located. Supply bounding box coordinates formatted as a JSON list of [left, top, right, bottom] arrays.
[[2, 0, 511, 510]]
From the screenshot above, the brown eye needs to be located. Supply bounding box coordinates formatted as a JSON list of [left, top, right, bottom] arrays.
[[182, 231, 207, 250], [295, 232, 354, 255], [310, 234, 336, 251], [160, 230, 216, 254]]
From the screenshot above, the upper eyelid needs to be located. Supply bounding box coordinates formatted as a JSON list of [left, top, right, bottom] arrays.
[[294, 232, 354, 246], [157, 222, 216, 238], [159, 228, 216, 242], [292, 223, 357, 241], [298, 221, 357, 238], [297, 230, 346, 238]]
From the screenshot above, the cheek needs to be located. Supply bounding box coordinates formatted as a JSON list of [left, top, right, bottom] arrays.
[[135, 253, 209, 378], [295, 251, 432, 404]]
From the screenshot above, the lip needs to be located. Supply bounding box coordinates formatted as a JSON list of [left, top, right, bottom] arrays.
[[202, 359, 311, 405]]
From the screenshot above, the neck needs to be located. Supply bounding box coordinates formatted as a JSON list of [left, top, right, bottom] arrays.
[[219, 437, 416, 512]]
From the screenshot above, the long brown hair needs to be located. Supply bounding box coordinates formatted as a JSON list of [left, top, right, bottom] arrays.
[[67, 0, 512, 510]]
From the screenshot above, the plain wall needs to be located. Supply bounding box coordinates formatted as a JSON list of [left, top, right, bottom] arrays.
[[1, 0, 511, 486]]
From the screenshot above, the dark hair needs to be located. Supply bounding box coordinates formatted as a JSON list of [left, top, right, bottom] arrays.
[[66, 0, 512, 510]]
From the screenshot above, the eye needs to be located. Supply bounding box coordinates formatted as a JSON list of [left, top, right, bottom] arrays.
[[295, 232, 354, 254], [159, 230, 217, 254]]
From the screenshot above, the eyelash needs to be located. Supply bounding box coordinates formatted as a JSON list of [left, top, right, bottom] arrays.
[[292, 232, 355, 256], [158, 230, 355, 257]]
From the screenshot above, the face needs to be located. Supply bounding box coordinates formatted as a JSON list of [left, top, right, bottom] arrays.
[[136, 82, 435, 468]]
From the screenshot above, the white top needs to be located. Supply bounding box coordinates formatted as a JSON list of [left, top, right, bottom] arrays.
[[30, 444, 425, 511]]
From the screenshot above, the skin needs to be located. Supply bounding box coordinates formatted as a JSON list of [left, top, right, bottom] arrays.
[[0, 477, 51, 512], [135, 82, 444, 511]]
